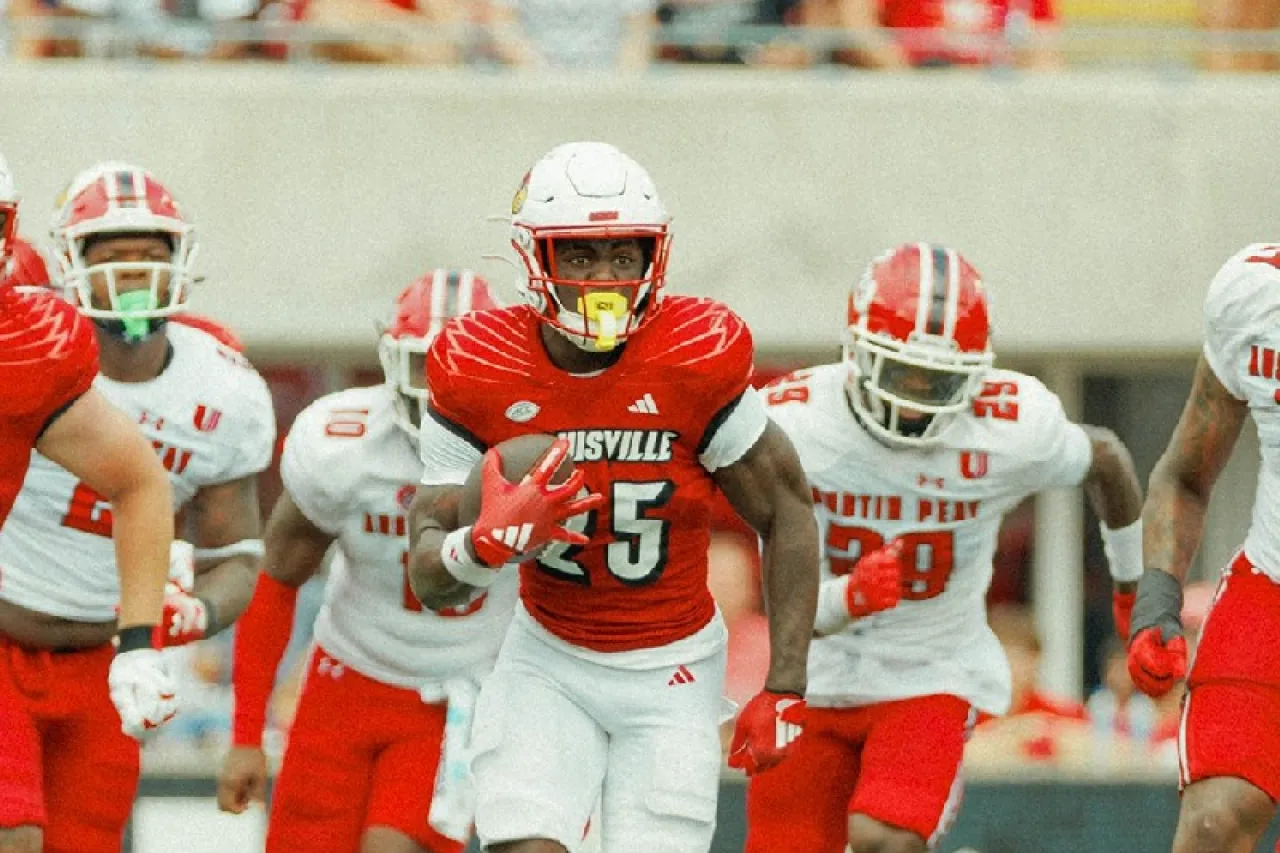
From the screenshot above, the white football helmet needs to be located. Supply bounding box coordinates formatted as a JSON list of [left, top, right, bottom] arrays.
[[0, 154, 19, 280], [510, 141, 672, 352]]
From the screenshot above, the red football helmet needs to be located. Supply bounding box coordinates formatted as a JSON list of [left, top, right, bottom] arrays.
[[2, 238, 51, 292], [50, 162, 197, 342], [378, 268, 501, 434], [844, 243, 994, 447]]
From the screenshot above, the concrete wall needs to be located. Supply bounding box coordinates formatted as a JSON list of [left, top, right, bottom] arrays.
[[3, 66, 1278, 356]]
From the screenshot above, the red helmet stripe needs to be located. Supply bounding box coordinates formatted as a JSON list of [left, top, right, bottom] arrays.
[[924, 244, 951, 336]]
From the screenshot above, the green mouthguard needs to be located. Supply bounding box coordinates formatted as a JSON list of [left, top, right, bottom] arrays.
[[116, 289, 155, 342]]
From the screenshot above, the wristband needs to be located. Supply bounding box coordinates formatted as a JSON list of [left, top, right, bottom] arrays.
[[199, 596, 221, 637], [116, 625, 156, 654], [814, 578, 853, 635], [441, 527, 499, 589], [1101, 519, 1144, 583], [1130, 568, 1184, 641]]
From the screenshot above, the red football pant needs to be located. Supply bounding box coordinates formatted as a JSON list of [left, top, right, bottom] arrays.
[[267, 647, 465, 853], [745, 694, 972, 853], [1179, 552, 1280, 800], [0, 638, 139, 853]]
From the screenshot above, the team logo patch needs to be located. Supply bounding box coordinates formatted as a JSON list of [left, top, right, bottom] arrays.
[[505, 401, 539, 423], [193, 404, 222, 432], [396, 484, 417, 511]]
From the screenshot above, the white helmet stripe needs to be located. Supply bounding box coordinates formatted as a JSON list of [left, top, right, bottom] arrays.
[[428, 268, 447, 336], [457, 269, 475, 315], [914, 241, 932, 336], [943, 247, 961, 339]]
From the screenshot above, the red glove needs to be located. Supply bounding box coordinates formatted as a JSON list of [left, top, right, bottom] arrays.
[[469, 438, 605, 568], [1127, 628, 1188, 698], [156, 582, 210, 648], [845, 540, 905, 620], [727, 690, 806, 776], [1112, 588, 1136, 643]]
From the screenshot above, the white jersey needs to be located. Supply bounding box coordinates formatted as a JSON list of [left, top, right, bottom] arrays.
[[1202, 243, 1280, 580], [0, 322, 276, 621], [282, 385, 517, 689], [766, 363, 1093, 714]]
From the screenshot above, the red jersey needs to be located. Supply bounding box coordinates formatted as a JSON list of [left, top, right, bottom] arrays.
[[883, 0, 1057, 66], [0, 288, 98, 526], [426, 296, 757, 652]]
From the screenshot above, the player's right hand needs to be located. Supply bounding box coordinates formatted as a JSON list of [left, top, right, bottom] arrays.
[[728, 690, 806, 776], [470, 438, 605, 568], [844, 540, 905, 620], [216, 746, 269, 814], [108, 647, 179, 739], [1126, 568, 1188, 698]]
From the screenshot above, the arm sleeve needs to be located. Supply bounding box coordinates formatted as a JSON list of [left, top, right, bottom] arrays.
[[1011, 378, 1094, 491], [213, 373, 278, 482], [698, 387, 769, 472], [230, 573, 299, 747], [279, 400, 352, 535], [419, 406, 485, 487], [1201, 257, 1269, 402]]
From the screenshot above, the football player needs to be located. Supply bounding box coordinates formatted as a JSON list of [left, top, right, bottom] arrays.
[[0, 161, 274, 853], [0, 155, 180, 853], [217, 270, 516, 853], [406, 141, 820, 853], [745, 243, 1144, 853], [1129, 242, 1280, 852]]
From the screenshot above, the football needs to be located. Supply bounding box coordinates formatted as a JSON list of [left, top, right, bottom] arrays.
[[457, 433, 575, 526]]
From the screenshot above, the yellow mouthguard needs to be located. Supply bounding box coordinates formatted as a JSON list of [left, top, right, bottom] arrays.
[[578, 292, 628, 351]]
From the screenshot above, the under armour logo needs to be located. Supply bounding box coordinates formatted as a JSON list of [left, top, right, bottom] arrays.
[[917, 474, 946, 489], [316, 656, 346, 679], [628, 393, 660, 415], [491, 524, 533, 551]]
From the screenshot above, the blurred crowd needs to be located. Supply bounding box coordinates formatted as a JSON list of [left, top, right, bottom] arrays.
[[2, 0, 1279, 70]]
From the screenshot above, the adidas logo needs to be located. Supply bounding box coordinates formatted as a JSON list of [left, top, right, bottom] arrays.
[[628, 393, 659, 415], [667, 665, 696, 687], [491, 524, 533, 551]]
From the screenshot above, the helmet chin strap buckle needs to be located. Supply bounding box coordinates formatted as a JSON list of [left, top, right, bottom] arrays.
[[578, 292, 627, 351]]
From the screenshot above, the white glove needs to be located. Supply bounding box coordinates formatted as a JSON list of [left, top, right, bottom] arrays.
[[168, 539, 196, 592], [109, 648, 179, 739]]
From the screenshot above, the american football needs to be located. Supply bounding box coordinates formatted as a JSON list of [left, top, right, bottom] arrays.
[[458, 432, 575, 526]]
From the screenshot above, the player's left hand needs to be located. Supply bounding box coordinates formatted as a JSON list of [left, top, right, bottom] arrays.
[[727, 690, 806, 776], [109, 646, 179, 739]]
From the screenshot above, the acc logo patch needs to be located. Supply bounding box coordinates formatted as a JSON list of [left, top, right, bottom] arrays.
[[505, 400, 539, 423]]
